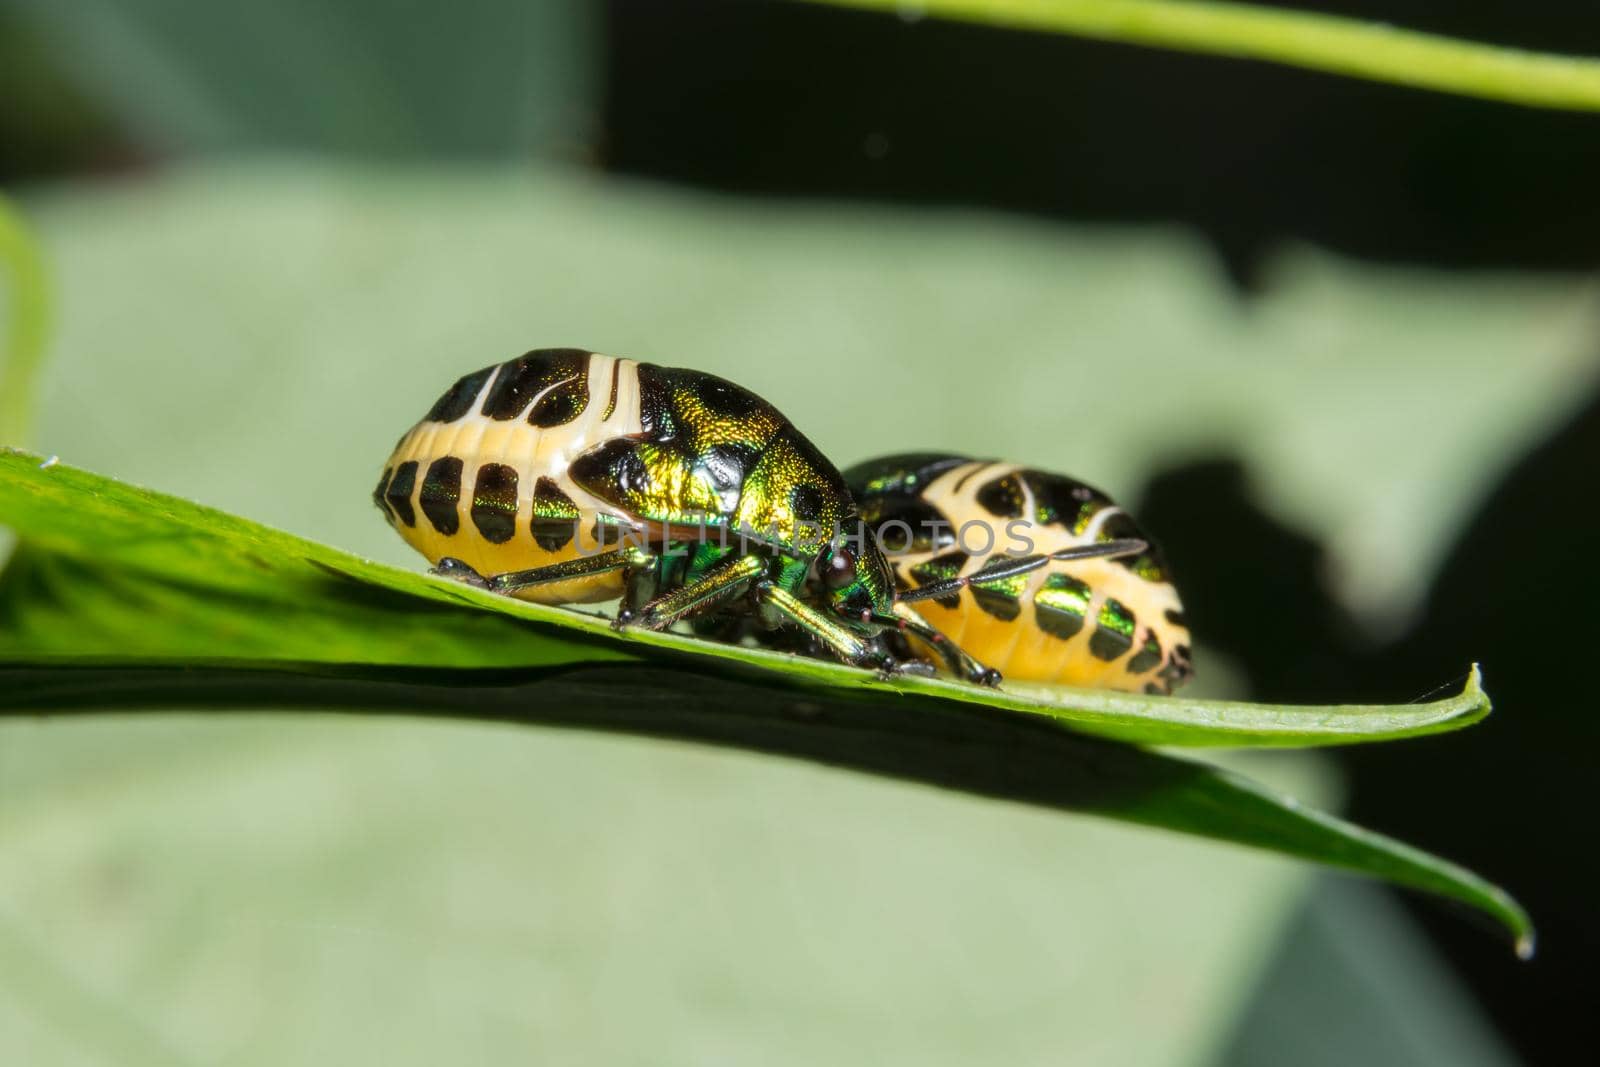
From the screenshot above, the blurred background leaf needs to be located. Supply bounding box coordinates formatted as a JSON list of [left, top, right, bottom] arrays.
[[0, 708, 1336, 1067], [4, 0, 595, 160], [0, 194, 49, 446]]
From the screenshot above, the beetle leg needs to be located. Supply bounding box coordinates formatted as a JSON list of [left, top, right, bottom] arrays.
[[621, 553, 766, 631], [890, 601, 1002, 686], [621, 558, 661, 617], [757, 584, 899, 674], [434, 546, 654, 595]]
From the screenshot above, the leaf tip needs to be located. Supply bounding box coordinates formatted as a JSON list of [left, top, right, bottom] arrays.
[[1489, 883, 1535, 960], [1449, 662, 1491, 725], [1516, 928, 1537, 961]]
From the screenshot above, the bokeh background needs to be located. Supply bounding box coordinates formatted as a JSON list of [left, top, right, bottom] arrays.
[[2, 2, 1596, 1063]]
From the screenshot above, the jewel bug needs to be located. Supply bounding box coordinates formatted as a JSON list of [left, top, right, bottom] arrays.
[[375, 349, 1141, 684], [844, 453, 1193, 694]]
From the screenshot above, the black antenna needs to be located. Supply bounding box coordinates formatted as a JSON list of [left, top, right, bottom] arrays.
[[896, 538, 1147, 604]]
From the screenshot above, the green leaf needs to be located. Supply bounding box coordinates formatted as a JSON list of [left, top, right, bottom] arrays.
[[0, 449, 1532, 952], [0, 449, 1487, 750], [0, 195, 51, 447], [806, 0, 1600, 113]]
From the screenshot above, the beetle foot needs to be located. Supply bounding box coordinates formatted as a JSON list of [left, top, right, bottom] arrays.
[[971, 666, 1003, 687], [432, 557, 490, 590]]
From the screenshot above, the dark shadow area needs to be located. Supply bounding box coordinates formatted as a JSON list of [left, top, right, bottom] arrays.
[[605, 0, 1600, 287], [0, 8, 138, 182], [1344, 379, 1600, 1059], [1137, 381, 1600, 1060], [1136, 457, 1370, 702], [0, 658, 1330, 849]]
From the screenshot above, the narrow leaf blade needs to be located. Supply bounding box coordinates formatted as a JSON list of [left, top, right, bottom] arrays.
[[0, 449, 1488, 748]]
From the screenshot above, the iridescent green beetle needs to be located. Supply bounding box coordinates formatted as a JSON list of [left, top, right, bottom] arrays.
[[375, 348, 1139, 682]]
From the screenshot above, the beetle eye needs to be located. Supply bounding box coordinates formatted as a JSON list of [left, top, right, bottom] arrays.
[[823, 548, 858, 591]]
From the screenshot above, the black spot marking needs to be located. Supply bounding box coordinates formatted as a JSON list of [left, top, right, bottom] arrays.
[[857, 497, 955, 553], [744, 426, 849, 545], [1034, 573, 1091, 640], [373, 467, 394, 520], [1165, 609, 1188, 628], [697, 375, 761, 419], [1028, 470, 1112, 532], [909, 502, 958, 549], [1158, 652, 1196, 694], [384, 461, 418, 527], [869, 502, 933, 553], [790, 484, 825, 524], [471, 463, 519, 544], [1145, 682, 1167, 695], [568, 437, 651, 514], [1089, 598, 1136, 661], [971, 581, 1022, 622], [1127, 632, 1163, 674], [975, 474, 1026, 519], [1161, 644, 1194, 688], [420, 457, 463, 535], [530, 384, 588, 426], [909, 550, 968, 610], [531, 477, 580, 551], [635, 364, 784, 450], [426, 366, 496, 423], [841, 453, 970, 500], [479, 348, 591, 426]]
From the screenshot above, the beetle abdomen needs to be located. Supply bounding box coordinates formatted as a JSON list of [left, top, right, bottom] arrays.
[[375, 349, 645, 603]]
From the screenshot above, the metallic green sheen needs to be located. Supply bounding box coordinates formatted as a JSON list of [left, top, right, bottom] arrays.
[[1035, 572, 1092, 640], [567, 364, 896, 620], [970, 563, 1028, 621], [1089, 598, 1137, 661]]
